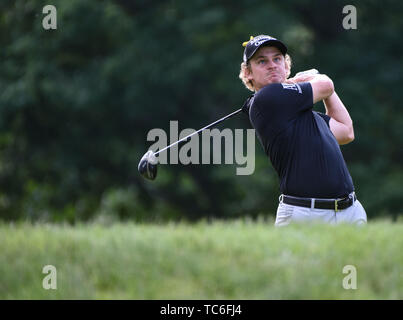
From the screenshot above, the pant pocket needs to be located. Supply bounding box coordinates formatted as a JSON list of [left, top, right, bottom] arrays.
[[352, 200, 367, 225], [275, 203, 294, 226]]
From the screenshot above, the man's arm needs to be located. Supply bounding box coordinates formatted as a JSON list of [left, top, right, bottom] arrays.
[[286, 71, 354, 145], [309, 74, 335, 104], [323, 92, 355, 145]]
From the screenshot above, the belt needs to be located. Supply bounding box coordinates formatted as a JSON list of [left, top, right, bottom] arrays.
[[280, 193, 357, 211]]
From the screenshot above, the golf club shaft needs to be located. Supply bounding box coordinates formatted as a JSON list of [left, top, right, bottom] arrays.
[[154, 108, 243, 156]]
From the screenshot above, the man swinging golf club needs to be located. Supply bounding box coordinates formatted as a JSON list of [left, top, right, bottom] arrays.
[[239, 35, 367, 226]]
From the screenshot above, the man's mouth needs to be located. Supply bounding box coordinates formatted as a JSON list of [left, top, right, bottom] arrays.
[[267, 73, 278, 79]]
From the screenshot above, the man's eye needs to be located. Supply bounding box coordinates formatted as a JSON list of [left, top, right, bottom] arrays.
[[258, 60, 265, 64]]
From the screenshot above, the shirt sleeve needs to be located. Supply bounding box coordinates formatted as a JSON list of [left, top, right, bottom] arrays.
[[251, 82, 313, 136], [253, 82, 313, 117]]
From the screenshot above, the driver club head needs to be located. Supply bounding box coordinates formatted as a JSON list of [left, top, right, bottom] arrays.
[[138, 150, 158, 180]]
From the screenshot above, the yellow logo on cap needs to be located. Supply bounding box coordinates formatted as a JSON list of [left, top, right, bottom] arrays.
[[242, 36, 254, 47]]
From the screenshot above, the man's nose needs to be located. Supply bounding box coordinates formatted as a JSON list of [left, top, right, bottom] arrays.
[[266, 60, 276, 69]]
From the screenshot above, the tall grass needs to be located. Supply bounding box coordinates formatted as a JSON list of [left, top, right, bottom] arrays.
[[0, 219, 402, 299]]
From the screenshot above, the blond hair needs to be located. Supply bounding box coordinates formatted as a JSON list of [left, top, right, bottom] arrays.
[[239, 54, 292, 92]]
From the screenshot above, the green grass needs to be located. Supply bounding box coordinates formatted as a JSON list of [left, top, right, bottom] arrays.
[[0, 219, 402, 299]]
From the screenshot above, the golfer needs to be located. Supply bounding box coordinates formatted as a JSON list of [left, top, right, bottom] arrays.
[[239, 35, 367, 226]]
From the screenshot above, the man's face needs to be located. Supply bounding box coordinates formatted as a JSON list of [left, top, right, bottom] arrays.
[[246, 46, 288, 91]]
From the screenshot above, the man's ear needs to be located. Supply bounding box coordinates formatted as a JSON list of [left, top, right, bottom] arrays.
[[285, 61, 290, 77], [245, 65, 253, 81], [284, 54, 292, 79]]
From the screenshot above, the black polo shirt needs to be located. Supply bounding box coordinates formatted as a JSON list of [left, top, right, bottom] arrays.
[[247, 82, 354, 198]]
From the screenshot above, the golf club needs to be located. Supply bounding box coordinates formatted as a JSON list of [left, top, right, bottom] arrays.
[[138, 107, 244, 180]]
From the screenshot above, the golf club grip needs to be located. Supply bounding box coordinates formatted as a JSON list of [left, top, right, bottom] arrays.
[[154, 108, 243, 156]]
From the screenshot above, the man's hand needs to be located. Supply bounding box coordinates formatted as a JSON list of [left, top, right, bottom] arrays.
[[285, 69, 319, 84], [295, 69, 319, 78]]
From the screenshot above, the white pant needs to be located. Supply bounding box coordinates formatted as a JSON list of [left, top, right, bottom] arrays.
[[275, 197, 367, 227]]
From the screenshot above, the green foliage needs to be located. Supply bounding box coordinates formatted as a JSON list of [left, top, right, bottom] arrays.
[[0, 0, 402, 222], [0, 220, 402, 299]]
